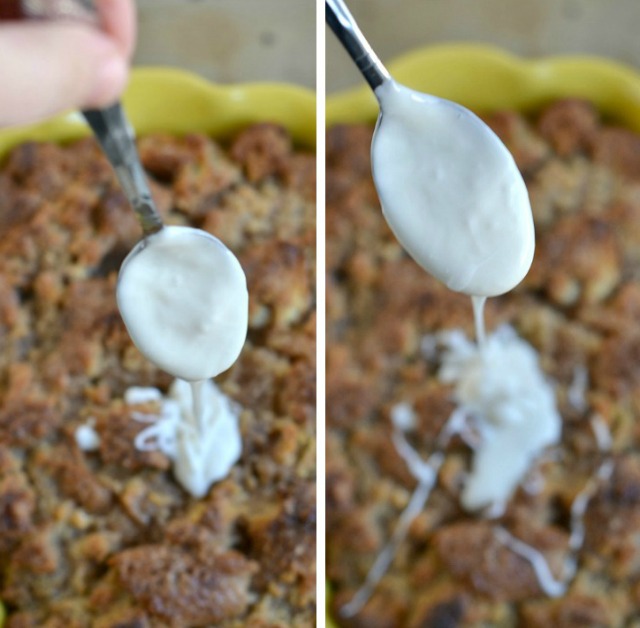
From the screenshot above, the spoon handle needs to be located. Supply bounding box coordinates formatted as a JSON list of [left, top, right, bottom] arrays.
[[326, 0, 390, 92], [0, 0, 96, 21], [82, 105, 164, 236]]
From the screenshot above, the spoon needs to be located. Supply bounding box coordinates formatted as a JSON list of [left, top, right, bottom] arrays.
[[0, 0, 96, 20], [326, 0, 535, 298], [83, 91, 247, 385], [82, 105, 164, 236], [84, 104, 248, 382], [12, 0, 249, 379]]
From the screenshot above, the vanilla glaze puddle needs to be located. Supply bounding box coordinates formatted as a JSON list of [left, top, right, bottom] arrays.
[[341, 328, 612, 616], [128, 380, 242, 498]]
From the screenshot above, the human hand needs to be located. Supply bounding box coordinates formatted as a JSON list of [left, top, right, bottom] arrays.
[[0, 0, 135, 127]]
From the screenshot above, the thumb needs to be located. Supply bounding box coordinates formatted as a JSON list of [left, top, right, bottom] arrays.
[[0, 21, 129, 127]]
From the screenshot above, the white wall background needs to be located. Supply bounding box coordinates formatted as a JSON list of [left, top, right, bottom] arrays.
[[134, 0, 316, 88], [132, 1, 640, 92]]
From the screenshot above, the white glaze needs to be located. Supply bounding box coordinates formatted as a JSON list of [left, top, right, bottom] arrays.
[[75, 422, 100, 451], [437, 326, 561, 511], [590, 414, 612, 453], [342, 403, 456, 618], [472, 295, 487, 346], [390, 402, 416, 432], [567, 366, 589, 413], [494, 526, 567, 597], [124, 387, 162, 405], [129, 380, 242, 498], [371, 81, 535, 297], [117, 226, 248, 382]]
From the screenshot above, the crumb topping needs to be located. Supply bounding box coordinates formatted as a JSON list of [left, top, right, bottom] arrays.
[[327, 100, 640, 627], [0, 124, 315, 627]]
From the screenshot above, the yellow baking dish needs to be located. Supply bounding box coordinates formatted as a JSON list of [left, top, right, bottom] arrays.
[[325, 42, 640, 628], [0, 66, 316, 160], [0, 66, 315, 628], [327, 42, 640, 128]]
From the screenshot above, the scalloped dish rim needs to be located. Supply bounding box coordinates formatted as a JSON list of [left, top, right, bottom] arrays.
[[0, 66, 316, 160]]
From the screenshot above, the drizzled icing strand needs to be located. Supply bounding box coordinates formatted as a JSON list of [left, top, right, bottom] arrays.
[[494, 412, 614, 596], [341, 406, 462, 618], [494, 526, 567, 597], [567, 366, 589, 414]]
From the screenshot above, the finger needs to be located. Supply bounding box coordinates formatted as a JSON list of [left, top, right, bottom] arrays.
[[0, 21, 129, 126], [97, 0, 136, 59]]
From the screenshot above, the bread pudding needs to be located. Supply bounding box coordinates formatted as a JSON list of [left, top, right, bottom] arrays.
[[326, 99, 640, 627], [0, 123, 316, 627]]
